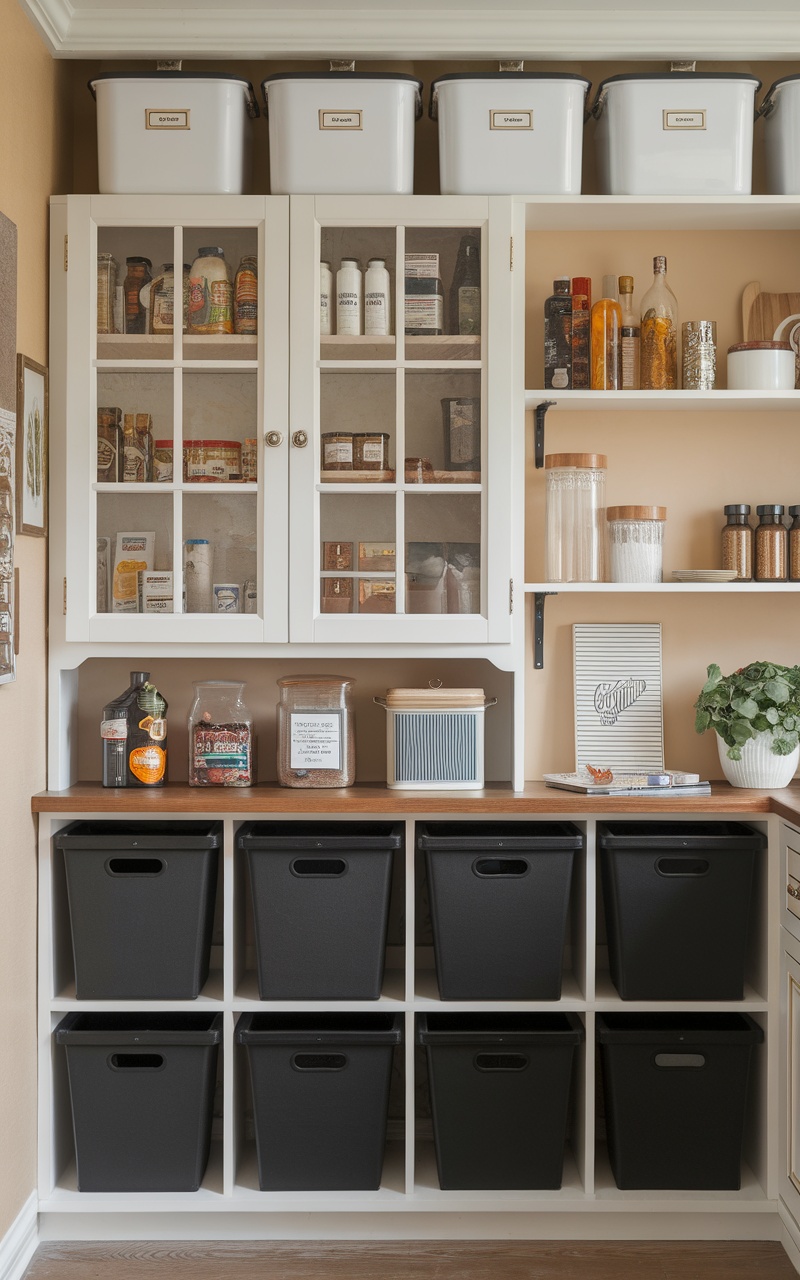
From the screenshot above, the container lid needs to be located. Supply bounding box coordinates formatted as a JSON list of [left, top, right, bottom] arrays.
[[728, 341, 793, 353], [430, 72, 591, 118], [235, 1012, 402, 1046], [54, 819, 222, 850], [416, 820, 583, 851], [790, 506, 800, 517], [596, 1011, 763, 1046], [590, 72, 761, 119], [597, 819, 765, 849], [88, 72, 260, 117], [724, 504, 751, 515], [417, 1011, 585, 1046], [262, 72, 423, 120], [757, 503, 785, 515], [384, 686, 485, 709], [183, 439, 242, 449], [606, 505, 667, 522], [544, 453, 607, 470], [55, 1011, 223, 1045], [277, 674, 353, 687], [238, 820, 403, 851]]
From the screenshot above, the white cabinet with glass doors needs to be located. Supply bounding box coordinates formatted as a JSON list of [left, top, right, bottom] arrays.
[[50, 194, 517, 651]]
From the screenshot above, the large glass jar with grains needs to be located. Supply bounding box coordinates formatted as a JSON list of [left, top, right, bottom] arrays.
[[277, 675, 355, 788], [640, 255, 678, 390], [754, 504, 787, 582], [188, 680, 255, 786], [721, 504, 753, 581]]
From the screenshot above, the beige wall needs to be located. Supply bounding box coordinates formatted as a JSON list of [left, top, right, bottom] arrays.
[[0, 0, 69, 1241]]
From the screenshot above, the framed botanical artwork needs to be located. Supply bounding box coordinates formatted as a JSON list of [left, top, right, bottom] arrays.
[[16, 354, 48, 537]]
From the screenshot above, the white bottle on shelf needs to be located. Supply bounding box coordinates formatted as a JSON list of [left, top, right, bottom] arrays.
[[364, 258, 391, 337], [320, 260, 333, 336], [336, 258, 362, 336]]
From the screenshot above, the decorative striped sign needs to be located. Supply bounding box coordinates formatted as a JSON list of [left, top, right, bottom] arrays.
[[573, 623, 664, 772]]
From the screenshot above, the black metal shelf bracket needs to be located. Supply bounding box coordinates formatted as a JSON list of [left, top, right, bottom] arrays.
[[533, 591, 557, 669], [534, 400, 556, 469]]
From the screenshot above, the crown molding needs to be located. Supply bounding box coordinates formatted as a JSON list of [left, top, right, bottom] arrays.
[[20, 3, 800, 60]]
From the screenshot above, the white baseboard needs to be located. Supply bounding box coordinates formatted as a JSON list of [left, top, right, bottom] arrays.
[[0, 1194, 38, 1280]]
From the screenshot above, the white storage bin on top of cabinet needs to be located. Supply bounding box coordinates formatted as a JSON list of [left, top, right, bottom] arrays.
[[89, 72, 260, 196], [261, 72, 423, 195], [430, 72, 590, 195], [590, 72, 761, 195], [759, 75, 800, 194]]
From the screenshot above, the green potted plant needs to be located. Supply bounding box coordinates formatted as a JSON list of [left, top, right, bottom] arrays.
[[694, 661, 800, 788]]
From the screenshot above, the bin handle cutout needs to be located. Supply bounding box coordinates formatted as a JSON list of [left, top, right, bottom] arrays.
[[655, 857, 710, 877], [475, 1052, 528, 1072], [291, 858, 347, 878], [292, 1053, 347, 1071], [106, 857, 165, 876], [654, 1052, 706, 1068], [109, 1053, 165, 1070], [473, 858, 529, 878]]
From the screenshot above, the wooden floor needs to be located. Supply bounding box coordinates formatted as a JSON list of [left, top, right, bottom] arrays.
[[22, 1241, 800, 1280]]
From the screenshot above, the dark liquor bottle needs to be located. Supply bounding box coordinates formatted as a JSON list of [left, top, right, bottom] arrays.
[[571, 276, 591, 389], [450, 235, 481, 336], [101, 670, 168, 787], [544, 277, 573, 389]]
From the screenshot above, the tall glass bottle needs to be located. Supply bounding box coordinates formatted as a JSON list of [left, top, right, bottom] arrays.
[[571, 276, 591, 389], [590, 274, 621, 390], [618, 275, 640, 390], [450, 235, 481, 336], [544, 277, 572, 389], [640, 255, 678, 390]]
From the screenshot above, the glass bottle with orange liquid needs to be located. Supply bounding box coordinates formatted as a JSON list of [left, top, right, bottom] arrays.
[[590, 274, 622, 390]]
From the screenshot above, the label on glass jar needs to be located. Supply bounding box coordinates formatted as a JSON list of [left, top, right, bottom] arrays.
[[324, 440, 353, 466], [289, 712, 342, 770], [361, 440, 385, 464]]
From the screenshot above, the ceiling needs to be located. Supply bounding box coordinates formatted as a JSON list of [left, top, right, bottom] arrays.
[[19, 0, 800, 60]]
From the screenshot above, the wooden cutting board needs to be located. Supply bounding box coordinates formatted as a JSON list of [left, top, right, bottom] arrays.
[[742, 282, 800, 387], [742, 280, 800, 343]]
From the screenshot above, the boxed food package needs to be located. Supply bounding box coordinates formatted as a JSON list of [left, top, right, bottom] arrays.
[[112, 533, 155, 613]]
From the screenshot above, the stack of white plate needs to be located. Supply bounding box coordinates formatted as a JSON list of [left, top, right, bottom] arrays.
[[670, 569, 740, 583]]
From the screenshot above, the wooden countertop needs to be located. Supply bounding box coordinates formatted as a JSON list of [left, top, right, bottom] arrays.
[[30, 780, 800, 819]]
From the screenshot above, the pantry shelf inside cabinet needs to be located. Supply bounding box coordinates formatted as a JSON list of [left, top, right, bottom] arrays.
[[50, 968, 225, 1010], [592, 972, 768, 1011], [97, 334, 259, 364], [524, 390, 800, 412]]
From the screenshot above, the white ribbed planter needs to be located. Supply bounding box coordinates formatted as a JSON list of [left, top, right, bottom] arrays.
[[717, 730, 800, 788]]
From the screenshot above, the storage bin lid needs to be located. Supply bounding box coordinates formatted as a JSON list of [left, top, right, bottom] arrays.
[[237, 820, 403, 850], [417, 1012, 584, 1046], [89, 72, 260, 118], [384, 686, 485, 709], [261, 73, 423, 120], [236, 1012, 402, 1045], [55, 1012, 223, 1045], [597, 820, 766, 849], [54, 819, 222, 850], [545, 453, 607, 471], [416, 820, 583, 851], [590, 72, 761, 118], [429, 72, 590, 119], [596, 1012, 763, 1045]]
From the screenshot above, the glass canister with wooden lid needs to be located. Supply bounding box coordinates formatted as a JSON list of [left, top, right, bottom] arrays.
[[544, 452, 607, 582]]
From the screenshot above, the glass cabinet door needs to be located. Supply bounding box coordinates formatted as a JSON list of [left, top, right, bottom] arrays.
[[289, 196, 514, 644], [61, 195, 289, 643]]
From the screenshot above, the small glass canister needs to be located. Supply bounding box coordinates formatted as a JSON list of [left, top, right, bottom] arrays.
[[721, 503, 752, 581], [682, 320, 717, 390], [544, 453, 607, 582], [607, 505, 667, 583], [754, 504, 787, 581], [188, 680, 256, 787], [277, 675, 355, 788]]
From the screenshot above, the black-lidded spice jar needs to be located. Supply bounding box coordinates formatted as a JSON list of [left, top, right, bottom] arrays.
[[721, 504, 752, 581], [754, 504, 787, 582]]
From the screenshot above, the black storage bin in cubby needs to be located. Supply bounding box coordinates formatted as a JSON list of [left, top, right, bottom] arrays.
[[56, 821, 221, 1000], [55, 1012, 222, 1192], [236, 1012, 402, 1191], [239, 822, 402, 1000], [597, 821, 763, 1000], [417, 821, 582, 999], [418, 1012, 584, 1190], [597, 1012, 763, 1190]]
